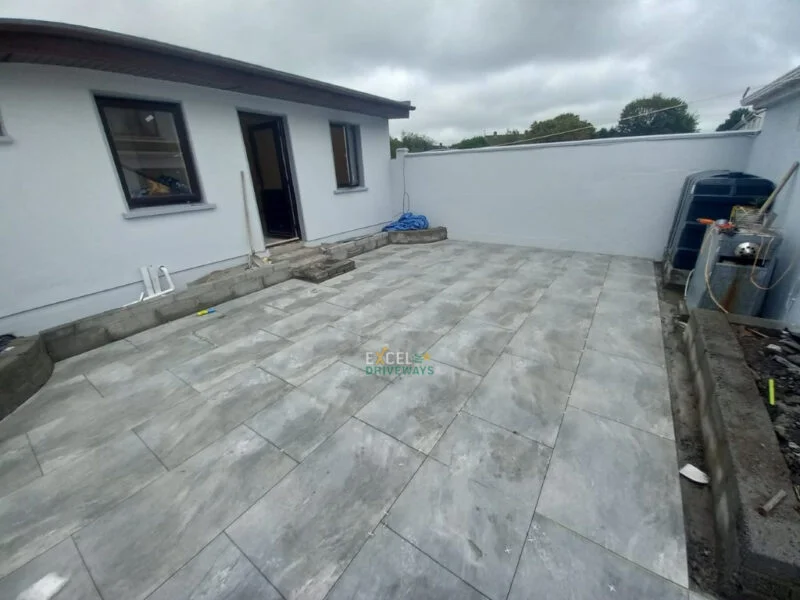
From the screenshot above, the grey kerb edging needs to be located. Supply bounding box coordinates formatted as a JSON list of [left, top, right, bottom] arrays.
[[685, 309, 800, 599]]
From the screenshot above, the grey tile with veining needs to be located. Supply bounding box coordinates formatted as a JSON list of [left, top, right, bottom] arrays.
[[171, 330, 289, 391], [0, 375, 105, 442], [135, 367, 291, 468], [28, 371, 196, 473], [570, 349, 674, 439], [215, 279, 310, 312], [327, 525, 487, 600], [147, 534, 281, 600], [85, 334, 214, 396], [465, 353, 574, 447], [322, 267, 382, 289], [0, 435, 41, 498], [507, 299, 595, 352], [265, 301, 350, 340], [126, 310, 226, 348], [258, 326, 361, 386], [74, 426, 295, 600], [536, 407, 687, 586], [257, 282, 339, 313], [398, 295, 478, 336], [586, 312, 665, 366], [504, 332, 584, 373], [330, 303, 395, 337], [227, 419, 423, 600], [439, 278, 499, 304], [495, 274, 553, 299], [428, 318, 513, 375], [509, 514, 688, 600], [607, 257, 655, 278], [339, 322, 444, 374], [0, 432, 164, 579], [327, 279, 399, 310], [49, 339, 140, 381], [194, 304, 289, 345], [547, 276, 604, 301], [248, 361, 388, 460], [468, 290, 538, 331], [431, 413, 551, 503], [596, 287, 660, 318], [357, 361, 481, 453], [603, 270, 657, 293], [0, 538, 102, 600], [386, 459, 532, 600]]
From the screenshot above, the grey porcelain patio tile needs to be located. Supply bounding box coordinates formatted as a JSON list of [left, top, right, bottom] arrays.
[[126, 310, 225, 347], [265, 301, 350, 340], [536, 407, 687, 586], [74, 426, 295, 600], [322, 267, 381, 289], [259, 326, 361, 386], [194, 304, 289, 344], [386, 459, 532, 600], [215, 279, 309, 312], [0, 432, 164, 579], [247, 362, 389, 461], [322, 279, 391, 310], [0, 375, 105, 442], [147, 534, 281, 600], [0, 435, 41, 499], [508, 514, 688, 600], [586, 312, 665, 366], [507, 300, 595, 353], [0, 538, 101, 600], [171, 330, 289, 391], [570, 349, 674, 439], [430, 413, 551, 503], [357, 361, 482, 453], [428, 317, 513, 375], [603, 270, 657, 293], [327, 525, 486, 600], [28, 371, 196, 473], [226, 419, 422, 600], [86, 333, 214, 396], [49, 339, 140, 380], [339, 321, 444, 374], [467, 290, 538, 331], [135, 366, 291, 468], [464, 353, 574, 447], [330, 303, 394, 337], [399, 295, 481, 336], [495, 275, 553, 298], [261, 282, 340, 313], [547, 277, 604, 301], [608, 257, 655, 277], [439, 278, 499, 304], [596, 287, 660, 316]]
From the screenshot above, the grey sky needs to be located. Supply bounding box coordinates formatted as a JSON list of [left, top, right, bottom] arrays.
[[3, 0, 799, 143]]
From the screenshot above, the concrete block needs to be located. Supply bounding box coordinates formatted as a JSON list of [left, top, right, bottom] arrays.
[[388, 226, 448, 244], [0, 335, 53, 419]]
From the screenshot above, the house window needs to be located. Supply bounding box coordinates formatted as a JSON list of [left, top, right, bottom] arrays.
[[330, 123, 362, 188], [96, 97, 201, 209]]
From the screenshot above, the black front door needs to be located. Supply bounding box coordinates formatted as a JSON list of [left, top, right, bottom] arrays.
[[247, 121, 299, 238]]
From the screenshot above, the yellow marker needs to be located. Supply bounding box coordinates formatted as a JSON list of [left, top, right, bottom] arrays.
[[769, 378, 775, 406]]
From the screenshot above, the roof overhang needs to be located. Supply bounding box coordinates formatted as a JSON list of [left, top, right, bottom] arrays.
[[741, 65, 800, 110], [0, 19, 414, 119]]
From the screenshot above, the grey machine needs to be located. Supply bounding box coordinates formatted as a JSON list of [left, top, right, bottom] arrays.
[[685, 224, 781, 315]]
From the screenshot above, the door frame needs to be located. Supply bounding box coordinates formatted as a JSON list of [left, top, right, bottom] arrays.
[[237, 111, 303, 241]]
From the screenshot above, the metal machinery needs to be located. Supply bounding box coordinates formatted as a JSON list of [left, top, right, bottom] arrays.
[[685, 223, 782, 315]]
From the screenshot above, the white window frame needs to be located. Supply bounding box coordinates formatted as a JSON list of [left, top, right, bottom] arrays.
[[330, 122, 363, 189]]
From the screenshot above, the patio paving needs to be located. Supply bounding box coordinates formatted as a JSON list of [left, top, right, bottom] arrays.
[[0, 240, 689, 600]]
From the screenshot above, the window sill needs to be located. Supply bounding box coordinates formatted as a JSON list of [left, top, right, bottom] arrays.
[[333, 186, 369, 195], [0, 136, 13, 145], [122, 203, 216, 220]]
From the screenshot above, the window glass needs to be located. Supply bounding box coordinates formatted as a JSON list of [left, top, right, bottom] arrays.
[[96, 98, 200, 208], [330, 123, 362, 188]]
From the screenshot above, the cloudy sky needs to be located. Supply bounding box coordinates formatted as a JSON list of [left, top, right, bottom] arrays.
[[3, 0, 799, 143]]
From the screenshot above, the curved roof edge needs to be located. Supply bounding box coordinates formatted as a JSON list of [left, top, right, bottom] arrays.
[[741, 65, 800, 110], [0, 19, 415, 119]]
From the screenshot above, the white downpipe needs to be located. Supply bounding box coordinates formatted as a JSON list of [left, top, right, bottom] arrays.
[[124, 265, 175, 306]]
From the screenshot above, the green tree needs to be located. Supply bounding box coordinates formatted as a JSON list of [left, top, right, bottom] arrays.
[[594, 127, 619, 139], [524, 113, 595, 143], [616, 93, 698, 137], [389, 131, 438, 157], [450, 135, 491, 149], [716, 108, 755, 131]]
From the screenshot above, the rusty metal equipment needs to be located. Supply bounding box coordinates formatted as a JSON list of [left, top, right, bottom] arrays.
[[685, 224, 782, 315]]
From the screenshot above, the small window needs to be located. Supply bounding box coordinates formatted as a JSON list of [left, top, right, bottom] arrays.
[[330, 123, 362, 188], [96, 96, 201, 209]]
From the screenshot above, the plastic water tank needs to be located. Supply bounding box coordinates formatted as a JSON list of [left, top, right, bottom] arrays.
[[664, 171, 774, 271]]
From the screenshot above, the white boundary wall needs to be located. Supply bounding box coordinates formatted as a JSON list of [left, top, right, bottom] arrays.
[[391, 131, 757, 259]]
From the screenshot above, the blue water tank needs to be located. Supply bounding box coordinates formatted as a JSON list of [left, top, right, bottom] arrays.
[[664, 171, 774, 270]]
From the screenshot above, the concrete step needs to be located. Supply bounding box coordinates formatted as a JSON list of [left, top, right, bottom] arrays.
[[270, 247, 323, 263], [288, 253, 327, 269], [267, 240, 305, 257]]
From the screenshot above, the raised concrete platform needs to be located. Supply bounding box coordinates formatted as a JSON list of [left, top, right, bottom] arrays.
[[686, 309, 800, 598], [292, 259, 355, 284], [388, 226, 448, 244], [0, 336, 52, 420]]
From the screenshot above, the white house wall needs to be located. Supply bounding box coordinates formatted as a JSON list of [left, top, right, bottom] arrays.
[[0, 63, 396, 335], [744, 96, 800, 323], [392, 132, 756, 260]]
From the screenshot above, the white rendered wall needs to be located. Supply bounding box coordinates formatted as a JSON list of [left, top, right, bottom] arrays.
[[0, 63, 396, 335], [744, 95, 800, 323], [392, 132, 756, 259]]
